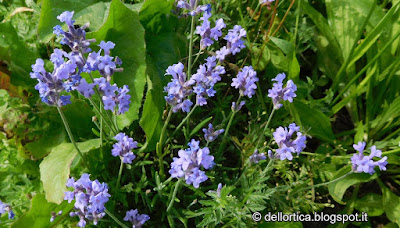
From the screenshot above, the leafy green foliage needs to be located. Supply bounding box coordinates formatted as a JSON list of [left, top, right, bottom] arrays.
[[39, 139, 101, 204]]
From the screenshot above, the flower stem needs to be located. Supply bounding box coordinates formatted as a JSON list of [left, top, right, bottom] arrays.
[[105, 209, 129, 228], [159, 108, 174, 149], [256, 107, 275, 148], [290, 171, 354, 196], [165, 104, 198, 145], [167, 178, 182, 212], [116, 157, 124, 191], [57, 107, 85, 162], [187, 1, 198, 78], [217, 96, 242, 159], [88, 98, 118, 135]]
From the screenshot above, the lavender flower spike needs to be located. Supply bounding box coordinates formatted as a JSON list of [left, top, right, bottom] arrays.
[[270, 123, 307, 161], [112, 132, 138, 164], [169, 139, 215, 188], [351, 142, 388, 175], [64, 174, 110, 227], [268, 73, 297, 109], [231, 66, 259, 98], [124, 209, 150, 228], [203, 123, 224, 142], [249, 149, 266, 164], [0, 201, 15, 220]]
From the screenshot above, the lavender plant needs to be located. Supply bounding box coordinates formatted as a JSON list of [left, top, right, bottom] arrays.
[[2, 0, 395, 227]]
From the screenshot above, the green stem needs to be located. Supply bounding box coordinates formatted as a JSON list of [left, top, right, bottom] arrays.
[[257, 108, 275, 148], [159, 108, 174, 148], [167, 179, 182, 212], [88, 98, 118, 135], [116, 158, 124, 191], [217, 96, 242, 159], [165, 104, 198, 145], [187, 1, 197, 79], [57, 107, 85, 162], [291, 171, 354, 196], [105, 209, 129, 228], [191, 49, 203, 69]]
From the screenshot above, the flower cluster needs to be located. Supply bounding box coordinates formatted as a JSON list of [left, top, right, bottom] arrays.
[[31, 11, 131, 115], [176, 1, 210, 16], [164, 62, 194, 112], [112, 133, 138, 164], [249, 149, 267, 164], [270, 123, 307, 160], [123, 209, 150, 228], [231, 66, 259, 98], [268, 73, 297, 109], [196, 11, 225, 49], [53, 11, 94, 53], [202, 123, 224, 142], [191, 56, 225, 106], [216, 25, 247, 61], [169, 139, 215, 188], [64, 174, 111, 227], [0, 201, 15, 220], [30, 52, 76, 106], [94, 78, 131, 114], [351, 142, 388, 175]]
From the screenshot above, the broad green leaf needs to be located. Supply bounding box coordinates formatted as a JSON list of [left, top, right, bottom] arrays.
[[325, 0, 370, 60], [139, 0, 186, 152], [288, 100, 335, 142], [88, 0, 146, 129], [39, 139, 101, 204], [11, 194, 74, 228], [300, 0, 342, 62], [269, 36, 294, 56], [37, 0, 102, 42], [354, 193, 384, 216], [0, 22, 39, 87], [328, 166, 377, 204], [379, 181, 400, 226]]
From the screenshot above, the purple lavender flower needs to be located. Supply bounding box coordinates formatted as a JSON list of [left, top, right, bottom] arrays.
[[261, 0, 275, 3], [196, 11, 226, 49], [169, 139, 215, 188], [249, 149, 267, 164], [267, 73, 297, 109], [191, 56, 225, 106], [124, 209, 150, 228], [64, 174, 110, 227], [30, 51, 78, 106], [50, 211, 63, 222], [0, 201, 14, 220], [54, 11, 95, 53], [351, 142, 388, 175], [75, 78, 94, 98], [270, 123, 307, 161], [176, 1, 210, 16], [216, 25, 247, 61], [202, 123, 224, 142], [164, 62, 195, 113], [231, 101, 246, 112], [93, 78, 131, 114], [231, 66, 259, 98], [112, 132, 138, 164]]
